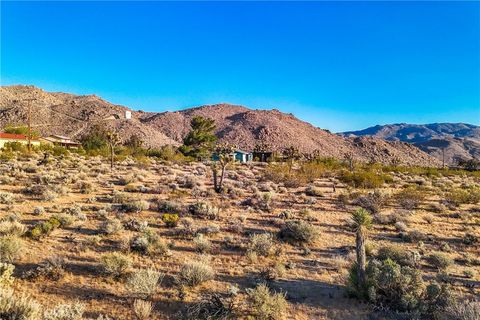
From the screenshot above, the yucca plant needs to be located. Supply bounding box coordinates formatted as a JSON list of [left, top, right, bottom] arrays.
[[350, 208, 373, 291]]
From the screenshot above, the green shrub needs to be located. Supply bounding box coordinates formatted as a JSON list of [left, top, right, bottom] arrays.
[[377, 245, 419, 267], [445, 187, 480, 206], [278, 220, 319, 244], [339, 169, 391, 189], [395, 186, 426, 210], [428, 253, 453, 270], [161, 213, 179, 228], [247, 283, 288, 320]]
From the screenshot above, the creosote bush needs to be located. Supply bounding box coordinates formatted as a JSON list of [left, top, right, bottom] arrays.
[[278, 220, 319, 245]]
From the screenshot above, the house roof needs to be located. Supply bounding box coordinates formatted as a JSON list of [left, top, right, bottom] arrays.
[[234, 149, 252, 154], [50, 134, 71, 140], [0, 133, 39, 141]]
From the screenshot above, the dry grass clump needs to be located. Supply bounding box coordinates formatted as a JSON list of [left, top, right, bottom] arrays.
[[126, 268, 163, 298], [428, 252, 453, 271], [0, 220, 26, 237], [177, 256, 215, 287], [247, 283, 288, 320], [247, 233, 275, 257], [101, 252, 132, 278], [100, 218, 124, 235], [0, 288, 40, 320], [193, 234, 212, 253], [133, 299, 153, 320], [0, 235, 23, 262], [43, 302, 85, 320], [0, 262, 15, 287]]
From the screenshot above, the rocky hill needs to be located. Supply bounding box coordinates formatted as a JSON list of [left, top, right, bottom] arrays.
[[0, 85, 440, 166], [341, 123, 480, 165]]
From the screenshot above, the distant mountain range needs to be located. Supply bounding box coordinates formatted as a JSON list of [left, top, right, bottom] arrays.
[[341, 123, 480, 165], [0, 85, 441, 166]]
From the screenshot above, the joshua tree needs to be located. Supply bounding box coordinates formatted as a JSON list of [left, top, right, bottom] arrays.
[[351, 208, 373, 291], [106, 129, 120, 171], [211, 143, 236, 193]]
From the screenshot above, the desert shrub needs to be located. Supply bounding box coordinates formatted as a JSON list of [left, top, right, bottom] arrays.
[[123, 200, 150, 213], [133, 299, 153, 320], [401, 229, 426, 243], [0, 235, 23, 262], [305, 185, 323, 197], [33, 206, 45, 216], [155, 200, 183, 214], [78, 181, 94, 194], [193, 234, 211, 253], [247, 233, 275, 257], [43, 302, 85, 320], [123, 218, 148, 232], [178, 257, 214, 287], [377, 245, 419, 267], [129, 229, 169, 256], [353, 190, 388, 214], [428, 253, 453, 271], [339, 169, 391, 189], [395, 186, 426, 210], [0, 263, 15, 287], [247, 283, 288, 320], [101, 252, 132, 278], [348, 258, 424, 312], [161, 213, 179, 228], [189, 202, 219, 219], [0, 288, 40, 320], [462, 233, 478, 245], [445, 187, 480, 206], [27, 216, 61, 240], [52, 213, 76, 227], [245, 192, 274, 212], [443, 300, 480, 320], [0, 192, 14, 205], [100, 218, 124, 235], [185, 294, 234, 320], [24, 256, 65, 281], [126, 268, 163, 297], [0, 220, 26, 237], [278, 220, 319, 245]]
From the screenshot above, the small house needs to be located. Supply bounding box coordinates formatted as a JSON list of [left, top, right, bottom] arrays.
[[0, 133, 41, 149], [212, 149, 253, 164], [40, 135, 81, 149], [234, 150, 253, 163]]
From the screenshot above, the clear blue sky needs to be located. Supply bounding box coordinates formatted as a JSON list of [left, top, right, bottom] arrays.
[[1, 1, 479, 132]]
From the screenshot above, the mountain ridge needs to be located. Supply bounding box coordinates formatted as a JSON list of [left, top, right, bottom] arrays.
[[0, 85, 441, 166], [341, 123, 480, 164]]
